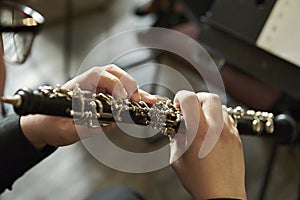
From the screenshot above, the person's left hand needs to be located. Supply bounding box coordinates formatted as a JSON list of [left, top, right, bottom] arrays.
[[20, 65, 156, 150]]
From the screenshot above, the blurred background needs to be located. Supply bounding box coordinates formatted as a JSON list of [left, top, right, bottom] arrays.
[[1, 0, 300, 199]]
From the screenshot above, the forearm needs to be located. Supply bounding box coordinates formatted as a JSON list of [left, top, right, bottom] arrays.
[[0, 114, 56, 193]]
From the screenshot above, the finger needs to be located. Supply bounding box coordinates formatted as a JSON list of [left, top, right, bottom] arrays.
[[170, 90, 200, 163], [174, 90, 200, 136], [62, 67, 103, 90], [105, 64, 141, 102], [62, 67, 127, 99], [98, 70, 128, 98], [196, 93, 224, 159], [139, 89, 157, 104]]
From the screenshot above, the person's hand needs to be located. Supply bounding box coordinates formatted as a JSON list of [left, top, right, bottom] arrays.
[[170, 90, 246, 200], [20, 65, 156, 150]]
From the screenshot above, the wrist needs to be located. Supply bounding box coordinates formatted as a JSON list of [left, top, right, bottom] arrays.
[[20, 115, 47, 150]]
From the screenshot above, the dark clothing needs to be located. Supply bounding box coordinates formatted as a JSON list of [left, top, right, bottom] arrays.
[[0, 114, 56, 193]]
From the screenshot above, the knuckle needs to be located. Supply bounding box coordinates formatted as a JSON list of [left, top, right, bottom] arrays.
[[106, 64, 118, 71], [209, 93, 221, 103], [177, 90, 197, 104], [90, 66, 101, 73], [88, 66, 104, 78]]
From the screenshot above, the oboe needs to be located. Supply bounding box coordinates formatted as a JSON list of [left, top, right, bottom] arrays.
[[1, 85, 297, 143]]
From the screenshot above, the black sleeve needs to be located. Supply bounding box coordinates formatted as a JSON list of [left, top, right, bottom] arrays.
[[0, 114, 57, 193]]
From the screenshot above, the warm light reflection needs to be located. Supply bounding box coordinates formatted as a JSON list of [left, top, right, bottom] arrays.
[[22, 18, 38, 26]]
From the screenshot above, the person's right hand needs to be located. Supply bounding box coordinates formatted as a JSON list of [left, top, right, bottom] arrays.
[[170, 90, 247, 200]]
